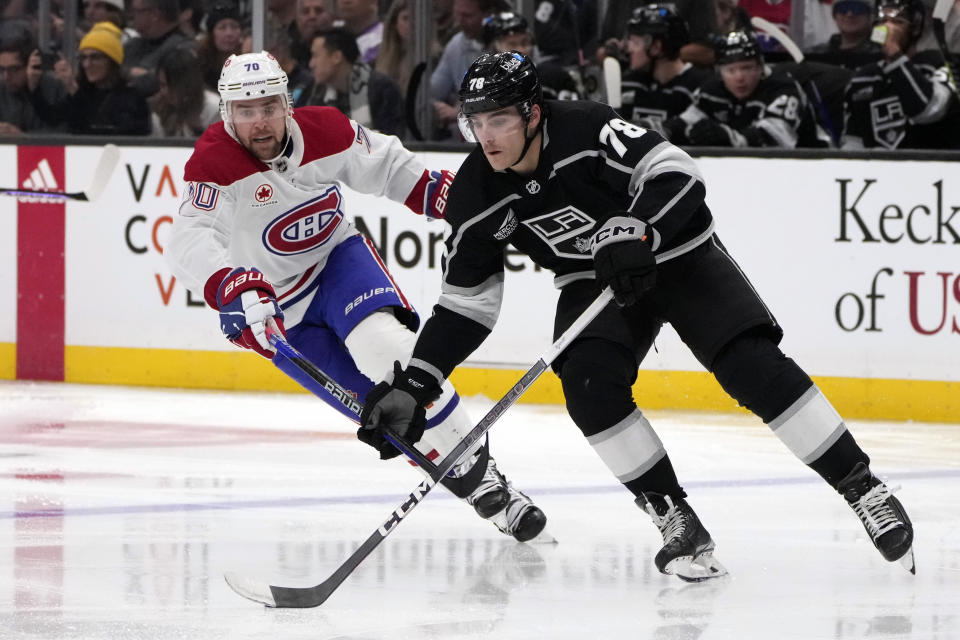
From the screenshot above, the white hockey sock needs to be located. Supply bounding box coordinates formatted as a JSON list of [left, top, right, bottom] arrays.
[[345, 310, 482, 472], [767, 386, 848, 464], [587, 409, 666, 483]]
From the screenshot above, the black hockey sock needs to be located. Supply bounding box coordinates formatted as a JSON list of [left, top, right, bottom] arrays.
[[807, 430, 871, 490], [624, 455, 687, 501]]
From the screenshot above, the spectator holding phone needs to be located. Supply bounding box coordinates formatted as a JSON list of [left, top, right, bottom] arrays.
[[0, 36, 67, 134]]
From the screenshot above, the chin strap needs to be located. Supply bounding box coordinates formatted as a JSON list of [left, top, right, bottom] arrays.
[[264, 131, 292, 167], [510, 118, 542, 168]]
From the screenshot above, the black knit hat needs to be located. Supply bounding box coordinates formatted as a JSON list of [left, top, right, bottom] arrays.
[[206, 2, 241, 32]]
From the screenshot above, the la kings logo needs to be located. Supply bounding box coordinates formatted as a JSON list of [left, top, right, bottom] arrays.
[[870, 96, 907, 149], [521, 206, 595, 259]]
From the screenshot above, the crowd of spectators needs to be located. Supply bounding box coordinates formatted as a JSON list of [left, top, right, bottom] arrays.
[[0, 0, 957, 149]]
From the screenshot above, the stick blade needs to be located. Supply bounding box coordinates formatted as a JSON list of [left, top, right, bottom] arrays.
[[224, 572, 278, 607], [934, 0, 952, 21], [750, 16, 804, 63], [224, 572, 334, 608], [602, 56, 622, 109], [84, 144, 120, 203]]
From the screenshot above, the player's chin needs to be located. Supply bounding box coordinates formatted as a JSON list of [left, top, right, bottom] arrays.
[[250, 138, 281, 160], [483, 149, 509, 170]]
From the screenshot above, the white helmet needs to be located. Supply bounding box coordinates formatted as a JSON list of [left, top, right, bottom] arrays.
[[218, 51, 292, 140]]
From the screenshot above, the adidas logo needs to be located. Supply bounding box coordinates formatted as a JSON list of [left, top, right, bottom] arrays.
[[18, 158, 59, 202]]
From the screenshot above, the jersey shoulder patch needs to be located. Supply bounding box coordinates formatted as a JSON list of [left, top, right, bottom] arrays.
[[295, 106, 356, 164], [184, 122, 267, 186]]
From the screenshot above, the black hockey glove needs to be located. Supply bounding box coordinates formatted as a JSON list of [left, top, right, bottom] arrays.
[[661, 117, 689, 144], [688, 118, 745, 147], [591, 215, 657, 308], [358, 361, 442, 460], [741, 126, 768, 147]]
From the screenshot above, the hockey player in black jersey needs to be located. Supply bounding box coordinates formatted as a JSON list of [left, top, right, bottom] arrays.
[[619, 5, 712, 129], [359, 51, 915, 580], [841, 0, 960, 149], [665, 30, 830, 148]]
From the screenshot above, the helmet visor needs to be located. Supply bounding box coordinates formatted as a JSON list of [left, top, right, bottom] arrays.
[[230, 98, 286, 124], [457, 109, 525, 143]]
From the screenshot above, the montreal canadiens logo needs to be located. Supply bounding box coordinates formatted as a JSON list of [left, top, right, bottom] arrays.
[[263, 186, 343, 256], [255, 183, 273, 202]]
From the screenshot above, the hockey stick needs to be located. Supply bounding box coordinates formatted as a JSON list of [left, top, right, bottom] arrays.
[[933, 0, 958, 88], [750, 16, 804, 63], [263, 323, 487, 495], [749, 16, 839, 145], [225, 287, 615, 608], [1, 144, 119, 201], [603, 56, 622, 109]]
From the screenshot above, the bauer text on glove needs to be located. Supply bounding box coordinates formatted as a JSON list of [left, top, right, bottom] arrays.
[[208, 267, 285, 359]]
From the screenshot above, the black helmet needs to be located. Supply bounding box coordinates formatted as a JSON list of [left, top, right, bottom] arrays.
[[876, 0, 925, 40], [459, 51, 542, 119], [483, 11, 530, 47], [626, 4, 690, 58], [714, 30, 763, 65]]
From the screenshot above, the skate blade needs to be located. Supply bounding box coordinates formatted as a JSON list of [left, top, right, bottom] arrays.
[[898, 547, 916, 575], [525, 529, 558, 545], [667, 551, 729, 583]]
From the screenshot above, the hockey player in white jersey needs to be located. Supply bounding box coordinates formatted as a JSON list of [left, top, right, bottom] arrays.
[[164, 51, 547, 542]]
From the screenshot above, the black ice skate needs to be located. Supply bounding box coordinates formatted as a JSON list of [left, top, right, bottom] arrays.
[[636, 492, 728, 582], [463, 457, 549, 542], [462, 455, 510, 518], [837, 462, 915, 574], [489, 481, 549, 542]]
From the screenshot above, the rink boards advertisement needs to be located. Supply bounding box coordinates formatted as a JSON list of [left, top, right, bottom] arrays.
[[1, 142, 957, 422]]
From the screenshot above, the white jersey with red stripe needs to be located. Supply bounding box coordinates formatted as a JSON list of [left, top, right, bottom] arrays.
[[167, 106, 437, 327]]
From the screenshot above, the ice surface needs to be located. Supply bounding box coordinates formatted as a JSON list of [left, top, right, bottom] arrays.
[[0, 381, 957, 640]]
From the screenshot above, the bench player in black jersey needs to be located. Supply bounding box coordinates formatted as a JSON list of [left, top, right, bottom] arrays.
[[841, 0, 960, 150], [619, 5, 712, 131], [666, 30, 831, 148], [359, 51, 915, 581], [483, 10, 582, 101]]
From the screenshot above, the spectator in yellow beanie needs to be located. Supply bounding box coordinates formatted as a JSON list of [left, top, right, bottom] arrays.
[[33, 21, 150, 134], [78, 21, 125, 65]]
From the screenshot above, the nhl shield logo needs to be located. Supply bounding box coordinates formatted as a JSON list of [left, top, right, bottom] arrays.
[[525, 180, 540, 194]]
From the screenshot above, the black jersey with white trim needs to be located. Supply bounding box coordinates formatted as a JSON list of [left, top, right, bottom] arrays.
[[689, 71, 825, 148], [409, 99, 714, 380], [842, 50, 960, 150], [621, 64, 713, 127]]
